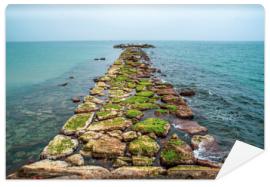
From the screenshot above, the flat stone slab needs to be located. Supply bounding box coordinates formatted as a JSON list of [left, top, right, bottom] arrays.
[[61, 113, 95, 135], [74, 102, 98, 114], [173, 119, 207, 135], [83, 135, 126, 158], [111, 166, 166, 179], [12, 159, 111, 179], [40, 135, 78, 160], [87, 117, 132, 132], [79, 131, 103, 143], [167, 165, 220, 179], [96, 110, 118, 121], [83, 95, 104, 104]]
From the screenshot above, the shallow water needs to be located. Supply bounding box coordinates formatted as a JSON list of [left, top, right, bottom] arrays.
[[6, 41, 264, 174]]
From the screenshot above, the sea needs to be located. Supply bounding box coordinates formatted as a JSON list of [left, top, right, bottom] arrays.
[[6, 41, 264, 174]]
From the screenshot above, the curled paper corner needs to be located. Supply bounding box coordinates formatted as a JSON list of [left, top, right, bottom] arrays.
[[216, 140, 264, 179]]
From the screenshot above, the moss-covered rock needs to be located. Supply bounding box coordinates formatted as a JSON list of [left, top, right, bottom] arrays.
[[82, 135, 126, 158], [122, 131, 138, 142], [75, 102, 98, 114], [136, 85, 147, 92], [79, 131, 103, 143], [154, 109, 169, 116], [65, 154, 84, 166], [132, 103, 158, 111], [132, 156, 154, 166], [90, 87, 104, 96], [128, 135, 159, 157], [109, 89, 131, 99], [41, 135, 78, 160], [124, 96, 149, 104], [132, 118, 170, 137], [87, 117, 132, 131], [126, 109, 144, 119], [102, 103, 123, 111], [160, 104, 178, 112], [160, 134, 195, 167], [96, 110, 118, 121], [136, 91, 154, 97], [83, 95, 104, 104], [61, 113, 94, 135], [167, 165, 220, 179]]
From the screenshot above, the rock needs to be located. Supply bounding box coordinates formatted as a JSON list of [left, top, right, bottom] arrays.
[[111, 166, 166, 179], [96, 110, 118, 121], [58, 82, 68, 87], [167, 165, 219, 179], [161, 95, 186, 105], [69, 76, 75, 79], [96, 81, 107, 87], [179, 89, 196, 97], [100, 57, 106, 60], [196, 159, 222, 168], [14, 159, 111, 179], [83, 95, 104, 104], [117, 156, 132, 163], [65, 154, 84, 166], [160, 134, 195, 167], [175, 105, 194, 119], [113, 44, 155, 49], [40, 135, 78, 160], [83, 135, 126, 158], [79, 131, 103, 142], [87, 117, 132, 132], [122, 131, 138, 142], [128, 135, 159, 157], [107, 130, 123, 140], [132, 118, 170, 137], [93, 76, 100, 82], [75, 102, 98, 114], [102, 103, 123, 111], [155, 88, 177, 96], [191, 134, 215, 150], [125, 109, 144, 120], [113, 158, 129, 168], [90, 87, 104, 96], [148, 132, 157, 140], [154, 109, 169, 116], [94, 58, 99, 61], [61, 113, 95, 135], [136, 91, 154, 97], [72, 97, 80, 103], [132, 156, 154, 166], [173, 119, 207, 135]]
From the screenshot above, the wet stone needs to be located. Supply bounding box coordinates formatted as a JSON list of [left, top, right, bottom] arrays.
[[75, 102, 98, 114], [83, 95, 104, 104], [79, 131, 103, 143], [65, 154, 84, 166], [96, 110, 118, 121], [132, 156, 154, 166], [173, 119, 207, 135], [122, 131, 138, 142]]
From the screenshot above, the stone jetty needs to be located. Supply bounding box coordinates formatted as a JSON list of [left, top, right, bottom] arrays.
[[8, 45, 222, 179]]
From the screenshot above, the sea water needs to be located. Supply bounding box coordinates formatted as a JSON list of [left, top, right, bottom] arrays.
[[6, 41, 264, 174]]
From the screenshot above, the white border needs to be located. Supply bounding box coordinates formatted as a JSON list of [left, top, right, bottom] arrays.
[[1, 0, 268, 187]]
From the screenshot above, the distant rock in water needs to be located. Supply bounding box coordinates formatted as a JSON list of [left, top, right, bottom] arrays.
[[69, 76, 75, 79], [113, 44, 155, 49], [179, 89, 196, 97], [72, 97, 81, 103], [94, 57, 106, 61], [58, 82, 68, 87]]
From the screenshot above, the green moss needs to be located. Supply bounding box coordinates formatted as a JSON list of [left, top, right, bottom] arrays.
[[133, 103, 158, 111], [161, 104, 177, 112], [124, 96, 149, 104], [136, 91, 154, 97], [127, 82, 136, 89], [138, 79, 152, 86], [160, 150, 178, 163], [128, 135, 159, 156], [64, 114, 91, 131], [132, 118, 169, 136], [126, 109, 143, 119], [111, 97, 122, 103], [155, 109, 169, 115], [103, 103, 122, 111], [47, 138, 74, 155], [168, 138, 185, 146], [136, 85, 146, 92]]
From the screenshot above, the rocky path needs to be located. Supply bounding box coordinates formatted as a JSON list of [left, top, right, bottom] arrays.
[[8, 45, 222, 179]]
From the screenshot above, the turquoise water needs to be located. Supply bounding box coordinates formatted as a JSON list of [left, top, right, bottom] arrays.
[[6, 41, 264, 174]]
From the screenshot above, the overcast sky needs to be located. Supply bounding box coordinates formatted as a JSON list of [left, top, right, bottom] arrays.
[[6, 5, 264, 42]]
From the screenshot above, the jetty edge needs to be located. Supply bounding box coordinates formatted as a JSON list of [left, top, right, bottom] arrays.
[[8, 44, 222, 179]]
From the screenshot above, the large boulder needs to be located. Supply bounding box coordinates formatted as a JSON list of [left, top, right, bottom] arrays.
[[87, 117, 132, 132], [173, 119, 207, 135], [160, 134, 195, 167], [12, 159, 111, 179], [128, 135, 159, 157], [167, 165, 219, 179], [61, 113, 95, 135], [82, 135, 126, 158], [132, 118, 170, 137], [40, 135, 78, 160], [111, 166, 166, 179]]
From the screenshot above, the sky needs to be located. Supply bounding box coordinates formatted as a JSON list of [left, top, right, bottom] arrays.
[[6, 5, 264, 42]]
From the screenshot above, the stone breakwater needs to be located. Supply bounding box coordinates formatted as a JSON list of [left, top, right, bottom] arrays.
[[8, 45, 222, 179]]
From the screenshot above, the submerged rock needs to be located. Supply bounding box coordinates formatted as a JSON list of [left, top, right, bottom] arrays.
[[167, 165, 219, 179], [61, 113, 95, 135], [58, 82, 68, 87], [160, 134, 195, 167], [111, 166, 166, 179], [128, 135, 159, 157], [173, 119, 207, 135], [132, 118, 170, 137], [65, 154, 84, 166], [179, 89, 196, 97], [83, 135, 126, 158], [72, 97, 80, 103], [75, 102, 98, 114], [87, 117, 132, 131], [40, 135, 78, 160]]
